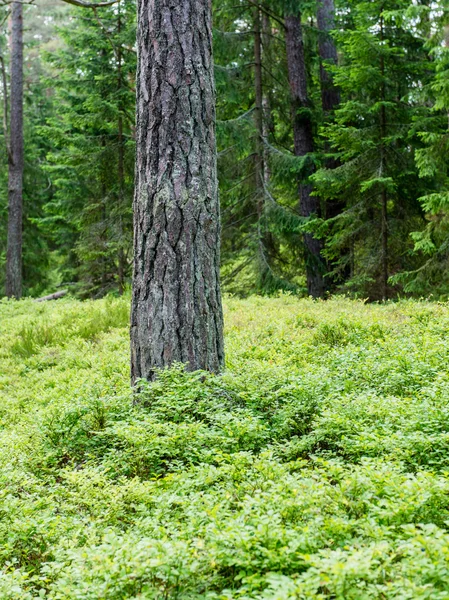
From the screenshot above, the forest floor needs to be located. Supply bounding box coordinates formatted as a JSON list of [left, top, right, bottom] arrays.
[[1, 295, 449, 598]]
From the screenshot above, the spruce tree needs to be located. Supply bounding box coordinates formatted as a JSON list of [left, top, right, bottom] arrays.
[[43, 1, 136, 296], [0, 0, 65, 297], [285, 8, 326, 298], [395, 8, 449, 296], [214, 0, 322, 295], [314, 0, 434, 299]]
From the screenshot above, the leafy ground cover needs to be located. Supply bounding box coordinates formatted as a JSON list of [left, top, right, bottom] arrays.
[[1, 295, 449, 598]]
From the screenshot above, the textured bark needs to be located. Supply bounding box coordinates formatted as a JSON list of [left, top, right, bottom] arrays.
[[285, 14, 326, 299], [317, 0, 340, 114], [131, 0, 224, 383], [5, 1, 23, 299]]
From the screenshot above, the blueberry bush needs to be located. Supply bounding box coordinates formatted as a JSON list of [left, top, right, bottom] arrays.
[[1, 295, 449, 598]]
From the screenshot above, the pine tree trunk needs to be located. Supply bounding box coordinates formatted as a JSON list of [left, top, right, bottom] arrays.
[[5, 1, 23, 299], [131, 0, 224, 383], [285, 14, 326, 299]]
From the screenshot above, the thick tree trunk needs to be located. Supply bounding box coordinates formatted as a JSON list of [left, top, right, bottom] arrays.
[[317, 0, 340, 114], [5, 1, 24, 299], [285, 14, 326, 298], [131, 0, 224, 383]]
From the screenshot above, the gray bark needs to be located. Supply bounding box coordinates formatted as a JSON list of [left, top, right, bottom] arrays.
[[285, 14, 326, 299], [5, 1, 23, 299], [35, 290, 68, 303], [130, 0, 224, 383]]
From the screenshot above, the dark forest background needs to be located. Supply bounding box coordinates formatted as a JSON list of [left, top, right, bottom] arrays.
[[0, 0, 448, 301]]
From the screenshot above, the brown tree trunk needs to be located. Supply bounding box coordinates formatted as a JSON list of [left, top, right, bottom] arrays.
[[130, 0, 224, 383], [285, 13, 326, 298], [5, 1, 23, 299]]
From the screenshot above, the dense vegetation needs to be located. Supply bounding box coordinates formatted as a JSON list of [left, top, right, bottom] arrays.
[[1, 295, 449, 597], [1, 0, 448, 597], [1, 0, 449, 299]]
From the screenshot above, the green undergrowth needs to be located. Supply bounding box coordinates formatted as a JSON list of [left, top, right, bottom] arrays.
[[1, 294, 449, 598]]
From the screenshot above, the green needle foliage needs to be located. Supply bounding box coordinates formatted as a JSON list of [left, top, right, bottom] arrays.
[[1, 0, 449, 298], [313, 0, 440, 299], [41, 1, 136, 296], [0, 1, 66, 297], [394, 22, 449, 296]]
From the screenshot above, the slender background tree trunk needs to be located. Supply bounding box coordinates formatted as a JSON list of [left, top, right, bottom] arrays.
[[317, 0, 339, 114], [253, 6, 265, 265], [261, 11, 272, 185], [131, 0, 224, 383], [380, 11, 388, 300], [317, 0, 347, 287], [5, 1, 24, 299], [117, 6, 126, 295], [285, 13, 326, 298]]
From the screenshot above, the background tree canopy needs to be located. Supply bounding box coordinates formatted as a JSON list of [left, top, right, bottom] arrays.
[[0, 0, 448, 300]]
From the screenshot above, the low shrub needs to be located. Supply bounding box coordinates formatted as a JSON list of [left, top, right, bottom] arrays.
[[0, 295, 449, 598]]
